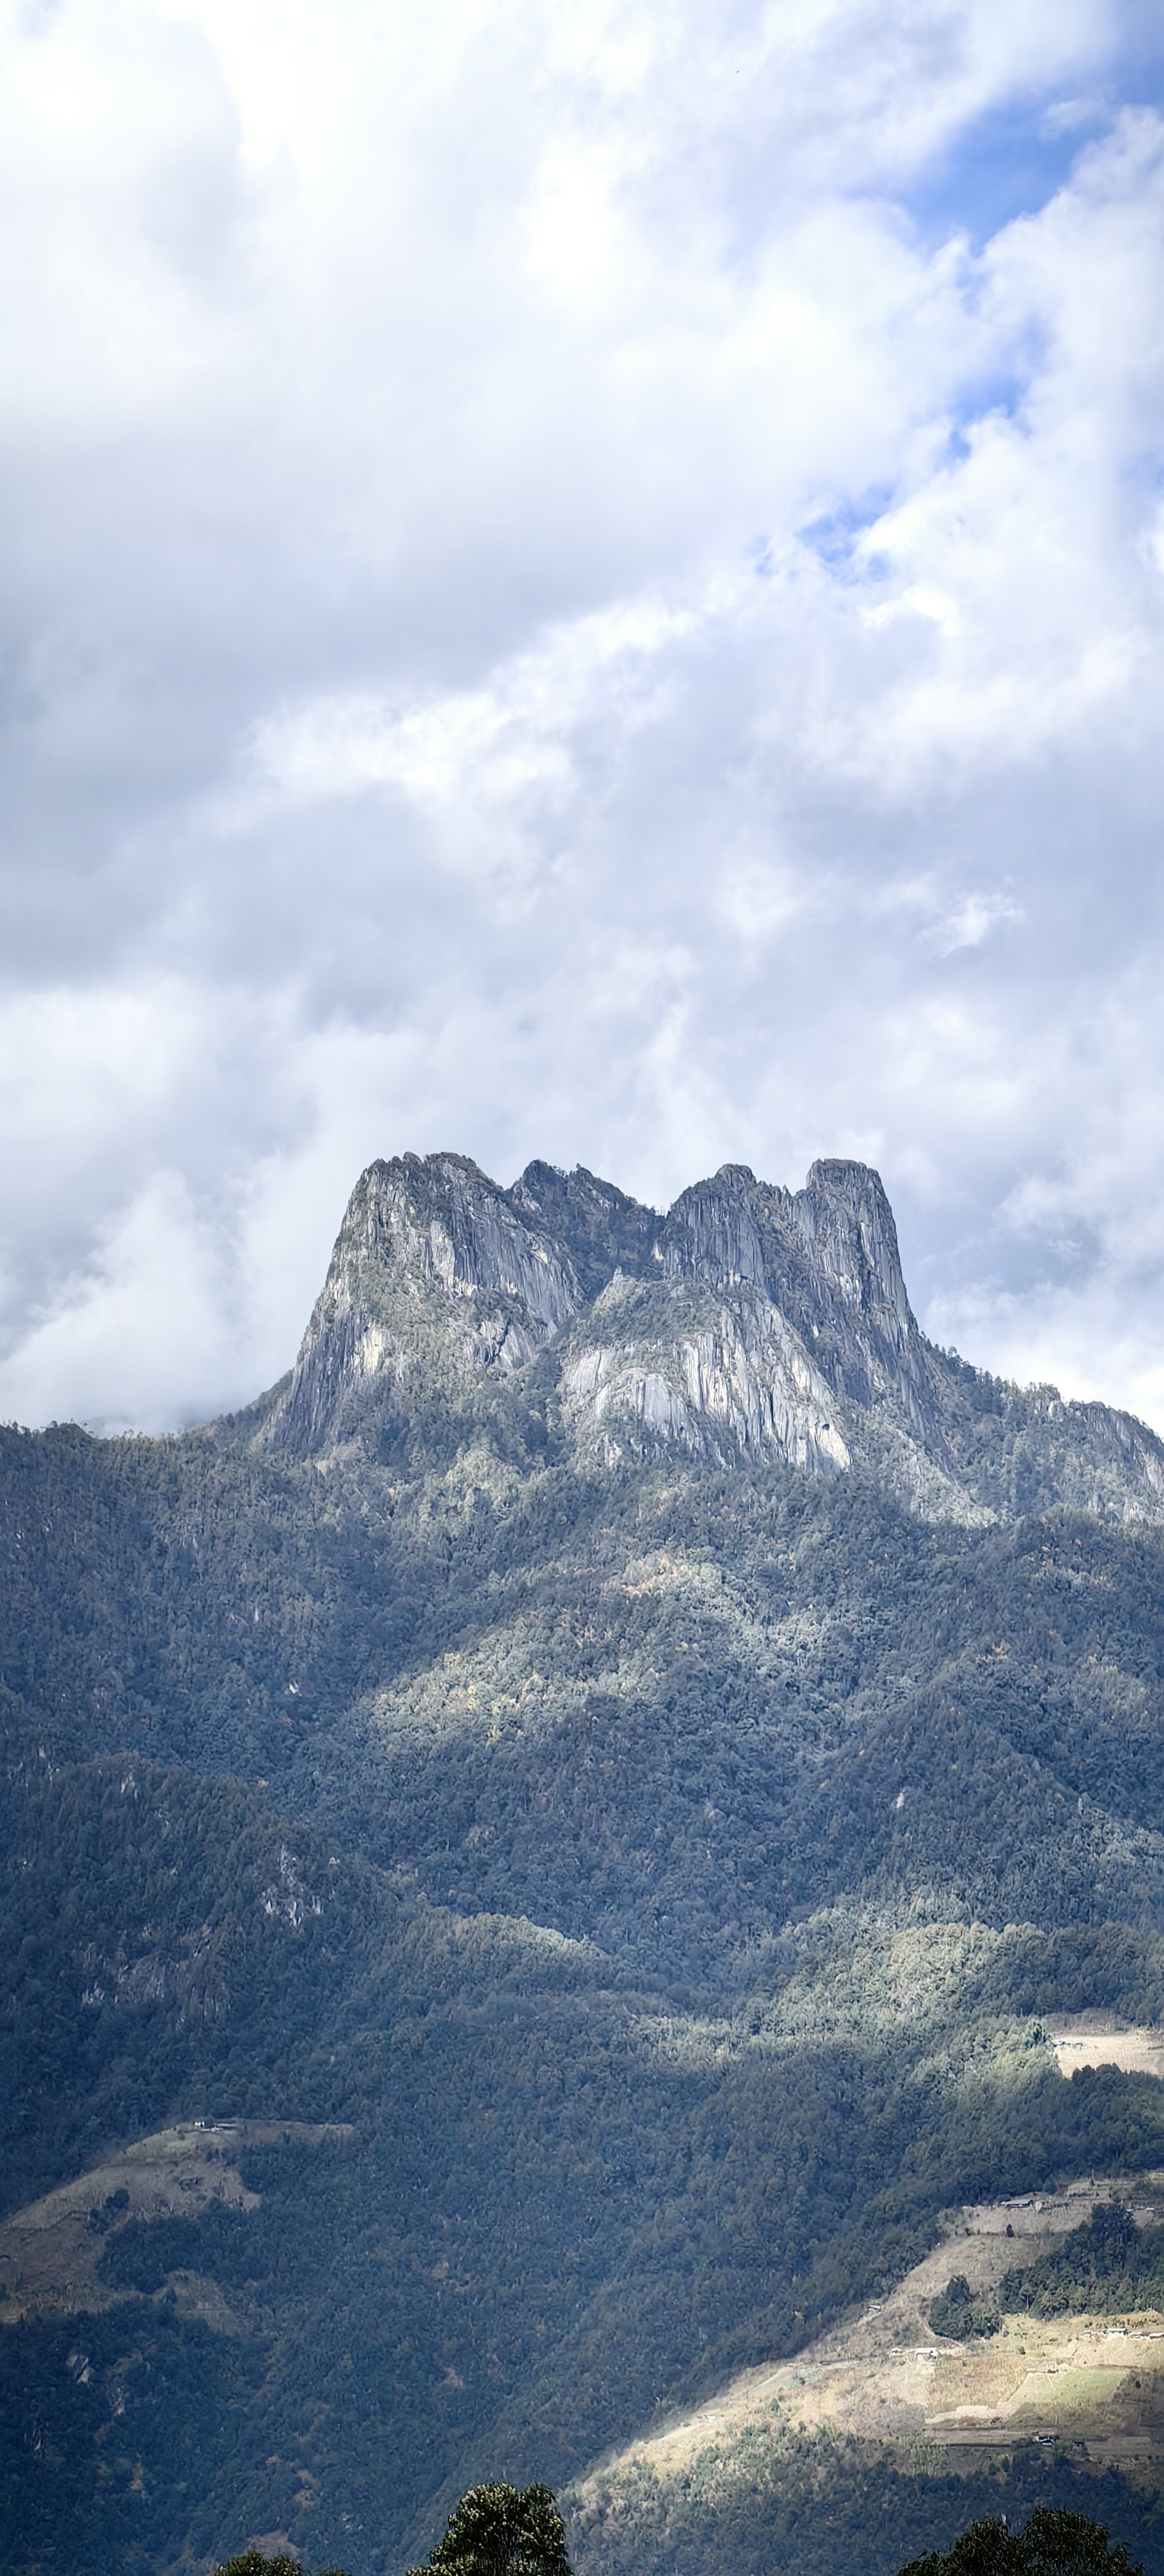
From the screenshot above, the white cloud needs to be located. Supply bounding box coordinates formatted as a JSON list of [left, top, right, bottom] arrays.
[[1, 0, 1164, 1430], [926, 891, 1025, 952], [0, 1171, 239, 1437]]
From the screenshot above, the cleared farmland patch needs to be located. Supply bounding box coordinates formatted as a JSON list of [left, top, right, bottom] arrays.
[[0, 2119, 353, 2324]]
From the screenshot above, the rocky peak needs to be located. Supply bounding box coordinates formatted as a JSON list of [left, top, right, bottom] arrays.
[[266, 1152, 582, 1455], [659, 1165, 773, 1291], [654, 1156, 928, 1420], [252, 1146, 1164, 1524], [791, 1160, 914, 1345], [660, 1159, 913, 1339], [337, 1153, 581, 1331], [505, 1162, 659, 1298], [262, 1148, 943, 1468]]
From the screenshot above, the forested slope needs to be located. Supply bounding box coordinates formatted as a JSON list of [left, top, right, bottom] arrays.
[[6, 1154, 1164, 2576]]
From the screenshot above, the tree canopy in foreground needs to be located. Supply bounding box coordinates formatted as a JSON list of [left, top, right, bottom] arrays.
[[407, 2482, 574, 2576], [214, 2552, 348, 2576], [212, 2481, 572, 2576], [901, 2507, 1143, 2576]]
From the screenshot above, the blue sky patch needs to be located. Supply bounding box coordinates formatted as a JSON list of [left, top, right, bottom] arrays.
[[893, 99, 1114, 252], [797, 489, 897, 570]]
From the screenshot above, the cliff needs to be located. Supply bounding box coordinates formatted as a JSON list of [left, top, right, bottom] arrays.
[[259, 1150, 1164, 1522]]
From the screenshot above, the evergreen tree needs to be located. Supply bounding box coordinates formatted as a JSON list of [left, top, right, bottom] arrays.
[[214, 2555, 348, 2576], [408, 2483, 572, 2576], [901, 2507, 1143, 2576]]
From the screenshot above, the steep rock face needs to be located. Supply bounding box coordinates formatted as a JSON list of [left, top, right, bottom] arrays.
[[1068, 1398, 1164, 1502], [558, 1275, 850, 1473], [788, 1159, 917, 1368], [266, 1153, 581, 1455], [257, 1147, 1164, 1520], [561, 1159, 951, 1477], [506, 1161, 658, 1298], [660, 1160, 948, 1435]]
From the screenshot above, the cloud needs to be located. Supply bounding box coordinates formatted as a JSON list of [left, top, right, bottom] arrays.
[[0, 1170, 241, 1439], [927, 892, 1025, 952], [1, 1, 1163, 1429]]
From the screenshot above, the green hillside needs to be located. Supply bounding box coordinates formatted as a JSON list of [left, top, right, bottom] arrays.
[[7, 1155, 1164, 2576]]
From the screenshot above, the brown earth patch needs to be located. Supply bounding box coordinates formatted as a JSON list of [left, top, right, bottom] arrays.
[[0, 2119, 353, 2324]]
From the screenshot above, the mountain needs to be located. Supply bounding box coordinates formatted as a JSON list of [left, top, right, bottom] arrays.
[[6, 1153, 1164, 2576], [255, 1153, 1164, 1519]]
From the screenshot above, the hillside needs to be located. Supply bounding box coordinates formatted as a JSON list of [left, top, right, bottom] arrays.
[[571, 2151, 1164, 2576], [8, 1154, 1164, 2576]]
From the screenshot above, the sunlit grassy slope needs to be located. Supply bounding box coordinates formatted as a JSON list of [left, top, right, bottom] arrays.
[[571, 2159, 1164, 2576]]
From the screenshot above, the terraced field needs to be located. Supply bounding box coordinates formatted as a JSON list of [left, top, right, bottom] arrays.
[[573, 2164, 1164, 2521], [0, 2120, 351, 2326]]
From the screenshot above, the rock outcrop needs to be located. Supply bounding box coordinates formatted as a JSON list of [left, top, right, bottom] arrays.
[[657, 1157, 948, 1437], [258, 1149, 1164, 1522], [558, 1273, 851, 1474], [267, 1153, 581, 1457]]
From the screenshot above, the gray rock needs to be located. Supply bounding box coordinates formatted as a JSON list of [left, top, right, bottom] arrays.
[[258, 1147, 1164, 1522], [267, 1152, 581, 1455]]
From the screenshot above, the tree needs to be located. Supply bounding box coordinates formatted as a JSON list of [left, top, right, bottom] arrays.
[[214, 2555, 348, 2576], [928, 2272, 1001, 2341], [406, 2482, 574, 2576], [901, 2508, 1143, 2576]]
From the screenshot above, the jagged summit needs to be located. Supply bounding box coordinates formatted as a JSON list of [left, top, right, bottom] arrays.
[[257, 1150, 1164, 1522], [507, 1159, 659, 1296]]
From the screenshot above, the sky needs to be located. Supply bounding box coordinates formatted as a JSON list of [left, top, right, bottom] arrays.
[[3, 0, 1164, 1436]]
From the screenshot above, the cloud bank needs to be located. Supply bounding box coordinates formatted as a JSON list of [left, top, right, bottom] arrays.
[[2, 0, 1164, 1432]]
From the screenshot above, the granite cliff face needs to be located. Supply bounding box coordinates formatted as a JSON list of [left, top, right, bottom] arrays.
[[268, 1153, 581, 1458], [261, 1150, 1164, 1521]]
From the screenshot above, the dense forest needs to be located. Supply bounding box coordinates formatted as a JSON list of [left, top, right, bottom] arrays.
[[8, 1154, 1164, 2576]]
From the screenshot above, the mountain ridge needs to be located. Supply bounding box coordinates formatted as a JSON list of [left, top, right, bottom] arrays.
[[252, 1150, 1164, 1525]]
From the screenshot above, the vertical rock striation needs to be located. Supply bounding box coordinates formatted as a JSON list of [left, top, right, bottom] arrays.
[[257, 1148, 1164, 1521], [268, 1153, 581, 1455]]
